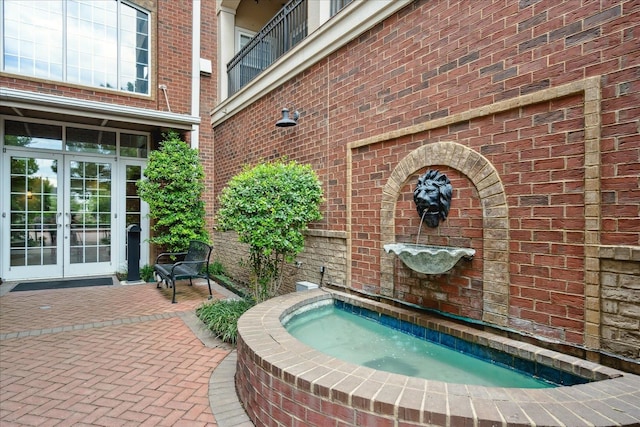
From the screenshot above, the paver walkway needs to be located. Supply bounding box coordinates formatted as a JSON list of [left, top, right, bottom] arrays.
[[0, 278, 252, 426]]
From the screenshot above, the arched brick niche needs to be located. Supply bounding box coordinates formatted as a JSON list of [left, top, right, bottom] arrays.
[[380, 141, 509, 326]]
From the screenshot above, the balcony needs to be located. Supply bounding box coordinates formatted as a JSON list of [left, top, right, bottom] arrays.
[[227, 0, 308, 96], [213, 0, 412, 126]]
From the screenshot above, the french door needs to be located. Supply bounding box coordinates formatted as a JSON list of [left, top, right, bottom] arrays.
[[3, 151, 115, 280]]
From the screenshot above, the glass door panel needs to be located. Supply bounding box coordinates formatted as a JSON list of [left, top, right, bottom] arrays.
[[3, 152, 63, 280], [118, 161, 148, 273], [65, 157, 114, 276], [2, 153, 115, 279]]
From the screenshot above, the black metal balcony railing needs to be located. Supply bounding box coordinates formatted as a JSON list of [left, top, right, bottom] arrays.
[[227, 0, 308, 96]]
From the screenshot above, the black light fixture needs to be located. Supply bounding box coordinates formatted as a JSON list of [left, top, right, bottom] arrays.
[[275, 107, 299, 127]]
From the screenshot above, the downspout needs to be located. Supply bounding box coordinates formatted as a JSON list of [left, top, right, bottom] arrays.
[[191, 0, 202, 149]]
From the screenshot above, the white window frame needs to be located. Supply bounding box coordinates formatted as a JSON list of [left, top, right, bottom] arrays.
[[1, 0, 151, 95], [236, 28, 256, 53]]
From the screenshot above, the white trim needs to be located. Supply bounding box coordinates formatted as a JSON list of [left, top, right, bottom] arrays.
[[116, 159, 150, 273], [191, 0, 202, 148], [1, 117, 151, 282], [211, 0, 412, 127], [217, 5, 238, 103], [236, 28, 256, 50], [1, 88, 200, 130]]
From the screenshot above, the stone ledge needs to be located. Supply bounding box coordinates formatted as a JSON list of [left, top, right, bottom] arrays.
[[599, 245, 640, 262], [304, 229, 348, 239]]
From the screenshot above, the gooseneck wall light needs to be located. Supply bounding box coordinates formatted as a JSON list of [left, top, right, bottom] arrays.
[[275, 107, 299, 127]]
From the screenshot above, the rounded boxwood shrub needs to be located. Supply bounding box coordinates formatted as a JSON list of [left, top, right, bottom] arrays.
[[216, 159, 323, 302]]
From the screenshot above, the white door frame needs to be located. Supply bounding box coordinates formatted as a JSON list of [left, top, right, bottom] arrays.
[[0, 151, 150, 281], [62, 154, 116, 278], [1, 150, 65, 280], [116, 159, 150, 275], [1, 119, 150, 282]]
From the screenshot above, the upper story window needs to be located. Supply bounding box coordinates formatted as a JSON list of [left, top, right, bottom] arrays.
[[2, 0, 150, 95], [237, 29, 255, 51], [330, 0, 354, 17]]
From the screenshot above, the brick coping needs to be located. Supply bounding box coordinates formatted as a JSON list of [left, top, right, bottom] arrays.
[[236, 289, 640, 426]]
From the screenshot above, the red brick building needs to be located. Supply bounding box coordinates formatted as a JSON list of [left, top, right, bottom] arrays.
[[210, 0, 639, 364], [1, 0, 216, 281], [2, 0, 638, 365]]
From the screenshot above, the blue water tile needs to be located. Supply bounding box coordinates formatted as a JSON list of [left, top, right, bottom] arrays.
[[384, 315, 401, 330], [470, 342, 490, 361], [411, 323, 425, 339], [440, 333, 457, 350], [514, 356, 536, 376], [489, 350, 514, 368], [536, 363, 561, 384], [399, 319, 413, 334], [425, 328, 440, 343], [455, 339, 472, 354]]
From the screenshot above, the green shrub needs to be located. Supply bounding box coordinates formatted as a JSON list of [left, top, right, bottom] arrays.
[[208, 260, 226, 276], [140, 264, 155, 282], [216, 159, 323, 302], [196, 298, 254, 344], [137, 131, 210, 253]]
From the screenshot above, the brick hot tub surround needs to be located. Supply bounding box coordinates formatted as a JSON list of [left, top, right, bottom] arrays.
[[236, 289, 640, 426]]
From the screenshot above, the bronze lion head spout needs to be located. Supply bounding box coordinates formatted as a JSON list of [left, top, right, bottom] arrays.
[[413, 170, 452, 228]]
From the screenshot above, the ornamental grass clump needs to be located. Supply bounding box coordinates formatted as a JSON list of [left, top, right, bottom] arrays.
[[216, 159, 323, 302], [196, 298, 254, 344]]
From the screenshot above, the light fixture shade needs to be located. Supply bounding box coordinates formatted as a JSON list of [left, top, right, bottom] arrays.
[[275, 108, 299, 127]]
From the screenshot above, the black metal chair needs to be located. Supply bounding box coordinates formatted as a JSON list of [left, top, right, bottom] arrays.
[[154, 240, 213, 303]]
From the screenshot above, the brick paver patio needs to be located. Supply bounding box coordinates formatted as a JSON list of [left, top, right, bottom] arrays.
[[0, 279, 244, 426]]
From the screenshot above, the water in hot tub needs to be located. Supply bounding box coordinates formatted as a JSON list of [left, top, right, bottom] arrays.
[[285, 304, 554, 388]]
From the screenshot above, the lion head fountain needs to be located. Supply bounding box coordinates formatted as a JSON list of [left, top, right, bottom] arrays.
[[384, 170, 475, 274], [413, 169, 453, 228]]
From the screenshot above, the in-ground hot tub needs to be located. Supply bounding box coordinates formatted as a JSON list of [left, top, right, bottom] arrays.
[[235, 289, 640, 426]]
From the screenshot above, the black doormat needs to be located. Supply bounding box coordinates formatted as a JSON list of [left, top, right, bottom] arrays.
[[11, 277, 114, 292]]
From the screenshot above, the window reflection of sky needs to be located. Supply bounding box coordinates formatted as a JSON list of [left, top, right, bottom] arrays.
[[24, 138, 63, 151], [2, 0, 148, 94], [66, 0, 118, 89], [3, 1, 63, 79], [35, 159, 58, 188]]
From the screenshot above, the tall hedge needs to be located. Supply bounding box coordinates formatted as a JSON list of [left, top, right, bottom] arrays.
[[137, 131, 209, 252]]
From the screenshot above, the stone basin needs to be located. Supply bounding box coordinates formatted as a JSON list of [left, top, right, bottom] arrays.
[[384, 243, 475, 274]]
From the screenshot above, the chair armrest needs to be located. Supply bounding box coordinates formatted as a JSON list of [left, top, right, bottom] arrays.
[[155, 251, 188, 264]]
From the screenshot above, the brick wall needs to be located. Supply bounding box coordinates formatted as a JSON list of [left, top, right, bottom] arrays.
[[211, 0, 639, 355], [156, 0, 194, 115], [213, 230, 347, 295]]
